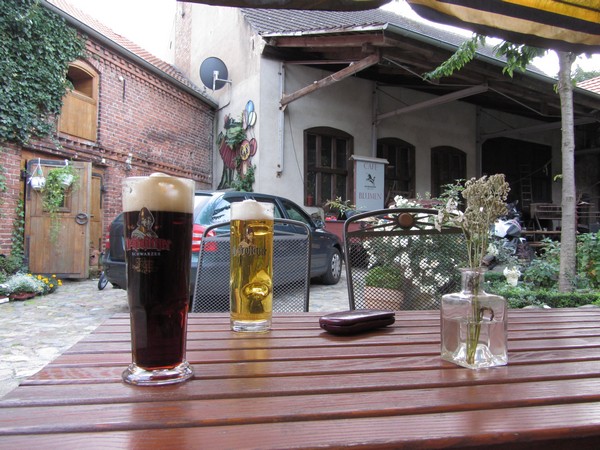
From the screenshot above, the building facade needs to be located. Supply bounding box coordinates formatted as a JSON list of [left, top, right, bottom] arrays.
[[174, 5, 599, 226], [0, 0, 216, 277]]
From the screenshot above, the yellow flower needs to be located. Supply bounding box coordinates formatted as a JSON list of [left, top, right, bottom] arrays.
[[52, 274, 57, 278], [49, 284, 54, 289], [37, 275, 43, 280]]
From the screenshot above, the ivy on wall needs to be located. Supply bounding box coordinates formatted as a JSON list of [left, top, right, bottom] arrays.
[[0, 0, 87, 145]]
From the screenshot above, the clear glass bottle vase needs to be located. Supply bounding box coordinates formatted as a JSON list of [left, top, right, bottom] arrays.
[[441, 268, 508, 369]]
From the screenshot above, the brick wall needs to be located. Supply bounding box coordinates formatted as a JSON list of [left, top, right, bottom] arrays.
[[0, 33, 215, 256]]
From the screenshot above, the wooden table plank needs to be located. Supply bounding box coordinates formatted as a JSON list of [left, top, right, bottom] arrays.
[[2, 378, 600, 435], [1, 402, 600, 449]]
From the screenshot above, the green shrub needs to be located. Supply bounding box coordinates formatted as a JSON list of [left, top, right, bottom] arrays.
[[365, 266, 403, 290], [0, 254, 24, 283], [577, 231, 600, 288], [487, 282, 600, 308], [522, 233, 600, 291]]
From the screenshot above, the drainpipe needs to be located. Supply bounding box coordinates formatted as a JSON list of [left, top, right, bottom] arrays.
[[277, 63, 285, 177]]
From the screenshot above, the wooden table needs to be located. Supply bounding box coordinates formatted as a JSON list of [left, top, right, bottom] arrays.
[[1, 309, 600, 448]]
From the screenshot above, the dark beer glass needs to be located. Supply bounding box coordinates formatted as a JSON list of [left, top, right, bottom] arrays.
[[122, 174, 195, 385]]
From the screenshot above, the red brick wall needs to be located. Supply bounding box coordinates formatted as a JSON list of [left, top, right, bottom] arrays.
[[0, 34, 214, 256]]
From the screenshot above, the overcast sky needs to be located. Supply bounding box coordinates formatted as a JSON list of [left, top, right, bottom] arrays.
[[64, 0, 597, 77], [65, 0, 177, 62]]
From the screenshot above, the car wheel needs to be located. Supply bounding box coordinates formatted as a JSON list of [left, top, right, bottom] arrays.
[[320, 248, 342, 285], [98, 272, 108, 290]]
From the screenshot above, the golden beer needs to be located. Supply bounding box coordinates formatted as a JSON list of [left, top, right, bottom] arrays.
[[230, 201, 274, 332]]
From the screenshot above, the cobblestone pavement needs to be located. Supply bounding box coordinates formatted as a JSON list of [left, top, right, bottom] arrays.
[[0, 271, 349, 398]]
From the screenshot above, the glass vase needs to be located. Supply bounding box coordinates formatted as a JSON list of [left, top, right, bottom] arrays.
[[441, 268, 508, 369]]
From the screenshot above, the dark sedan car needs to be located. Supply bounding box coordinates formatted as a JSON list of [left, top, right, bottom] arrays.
[[102, 191, 343, 295]]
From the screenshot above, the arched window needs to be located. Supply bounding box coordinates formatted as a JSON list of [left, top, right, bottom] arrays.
[[377, 137, 415, 202], [58, 61, 98, 141], [304, 127, 353, 207], [431, 146, 466, 197]]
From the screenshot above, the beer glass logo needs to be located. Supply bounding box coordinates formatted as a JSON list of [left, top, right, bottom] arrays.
[[126, 207, 171, 254], [132, 207, 158, 239], [232, 226, 267, 257]]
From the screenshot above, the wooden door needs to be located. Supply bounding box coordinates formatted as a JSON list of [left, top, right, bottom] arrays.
[[25, 160, 92, 278]]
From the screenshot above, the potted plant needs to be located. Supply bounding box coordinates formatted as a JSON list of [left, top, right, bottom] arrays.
[[324, 197, 356, 220], [436, 174, 510, 369], [39, 161, 79, 242], [29, 160, 46, 191], [305, 179, 315, 206], [3, 273, 44, 300], [364, 265, 404, 309]]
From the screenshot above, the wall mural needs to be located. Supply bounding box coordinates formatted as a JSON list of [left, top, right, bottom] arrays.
[[217, 100, 258, 191]]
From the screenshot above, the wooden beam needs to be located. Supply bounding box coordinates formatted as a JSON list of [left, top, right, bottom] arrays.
[[376, 84, 488, 122], [269, 34, 386, 48], [280, 52, 380, 109], [481, 117, 597, 140]]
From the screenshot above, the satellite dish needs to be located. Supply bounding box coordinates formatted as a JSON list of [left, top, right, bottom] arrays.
[[199, 57, 232, 91]]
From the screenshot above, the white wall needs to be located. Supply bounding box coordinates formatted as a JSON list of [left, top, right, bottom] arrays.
[[179, 6, 560, 208]]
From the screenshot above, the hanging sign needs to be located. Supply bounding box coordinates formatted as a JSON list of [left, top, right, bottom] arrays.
[[351, 156, 388, 211]]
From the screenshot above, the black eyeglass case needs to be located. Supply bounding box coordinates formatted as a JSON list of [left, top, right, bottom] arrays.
[[319, 309, 395, 335]]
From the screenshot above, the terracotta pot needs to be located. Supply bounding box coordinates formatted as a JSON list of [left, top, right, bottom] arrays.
[[364, 286, 403, 310], [9, 292, 37, 301]]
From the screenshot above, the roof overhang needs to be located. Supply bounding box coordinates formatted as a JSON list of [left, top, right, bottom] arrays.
[[259, 24, 600, 124]]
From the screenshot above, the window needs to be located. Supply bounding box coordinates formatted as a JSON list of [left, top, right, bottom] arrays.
[[377, 138, 415, 202], [305, 127, 353, 206], [431, 146, 466, 197], [58, 61, 98, 141]]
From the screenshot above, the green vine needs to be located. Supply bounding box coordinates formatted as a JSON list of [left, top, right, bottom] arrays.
[[40, 163, 79, 243], [0, 0, 87, 145], [0, 165, 6, 215], [11, 199, 25, 263], [231, 162, 256, 192]]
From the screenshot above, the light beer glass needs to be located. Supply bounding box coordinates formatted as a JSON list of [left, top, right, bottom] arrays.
[[122, 173, 195, 385], [230, 200, 274, 332]]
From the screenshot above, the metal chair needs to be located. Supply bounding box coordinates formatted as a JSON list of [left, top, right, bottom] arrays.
[[343, 208, 467, 310], [192, 218, 311, 313]]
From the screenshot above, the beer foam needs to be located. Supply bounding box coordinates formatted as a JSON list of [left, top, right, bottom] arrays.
[[122, 173, 195, 213], [230, 199, 274, 221]]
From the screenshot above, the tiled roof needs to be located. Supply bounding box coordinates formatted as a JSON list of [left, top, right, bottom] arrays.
[[241, 8, 501, 62], [578, 76, 600, 94], [45, 0, 212, 103]]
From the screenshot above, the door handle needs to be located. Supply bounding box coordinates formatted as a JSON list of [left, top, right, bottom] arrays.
[[75, 213, 89, 225]]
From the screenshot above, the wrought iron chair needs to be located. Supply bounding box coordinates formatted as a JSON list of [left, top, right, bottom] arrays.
[[192, 218, 311, 313], [343, 208, 467, 310]]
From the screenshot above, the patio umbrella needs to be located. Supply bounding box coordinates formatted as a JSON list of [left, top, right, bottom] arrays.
[[404, 0, 600, 53], [177, 0, 392, 10]]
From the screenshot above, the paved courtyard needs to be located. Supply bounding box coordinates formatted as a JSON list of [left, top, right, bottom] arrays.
[[0, 272, 348, 398]]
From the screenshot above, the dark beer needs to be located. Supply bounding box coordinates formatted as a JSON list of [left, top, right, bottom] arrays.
[[124, 210, 191, 369], [122, 174, 194, 385]]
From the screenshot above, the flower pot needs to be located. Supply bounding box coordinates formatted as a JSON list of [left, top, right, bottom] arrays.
[[9, 292, 37, 301], [441, 268, 508, 369], [59, 174, 74, 187], [30, 176, 46, 190], [364, 286, 404, 310]]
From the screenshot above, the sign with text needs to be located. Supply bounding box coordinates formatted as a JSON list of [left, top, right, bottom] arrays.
[[352, 156, 388, 211]]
